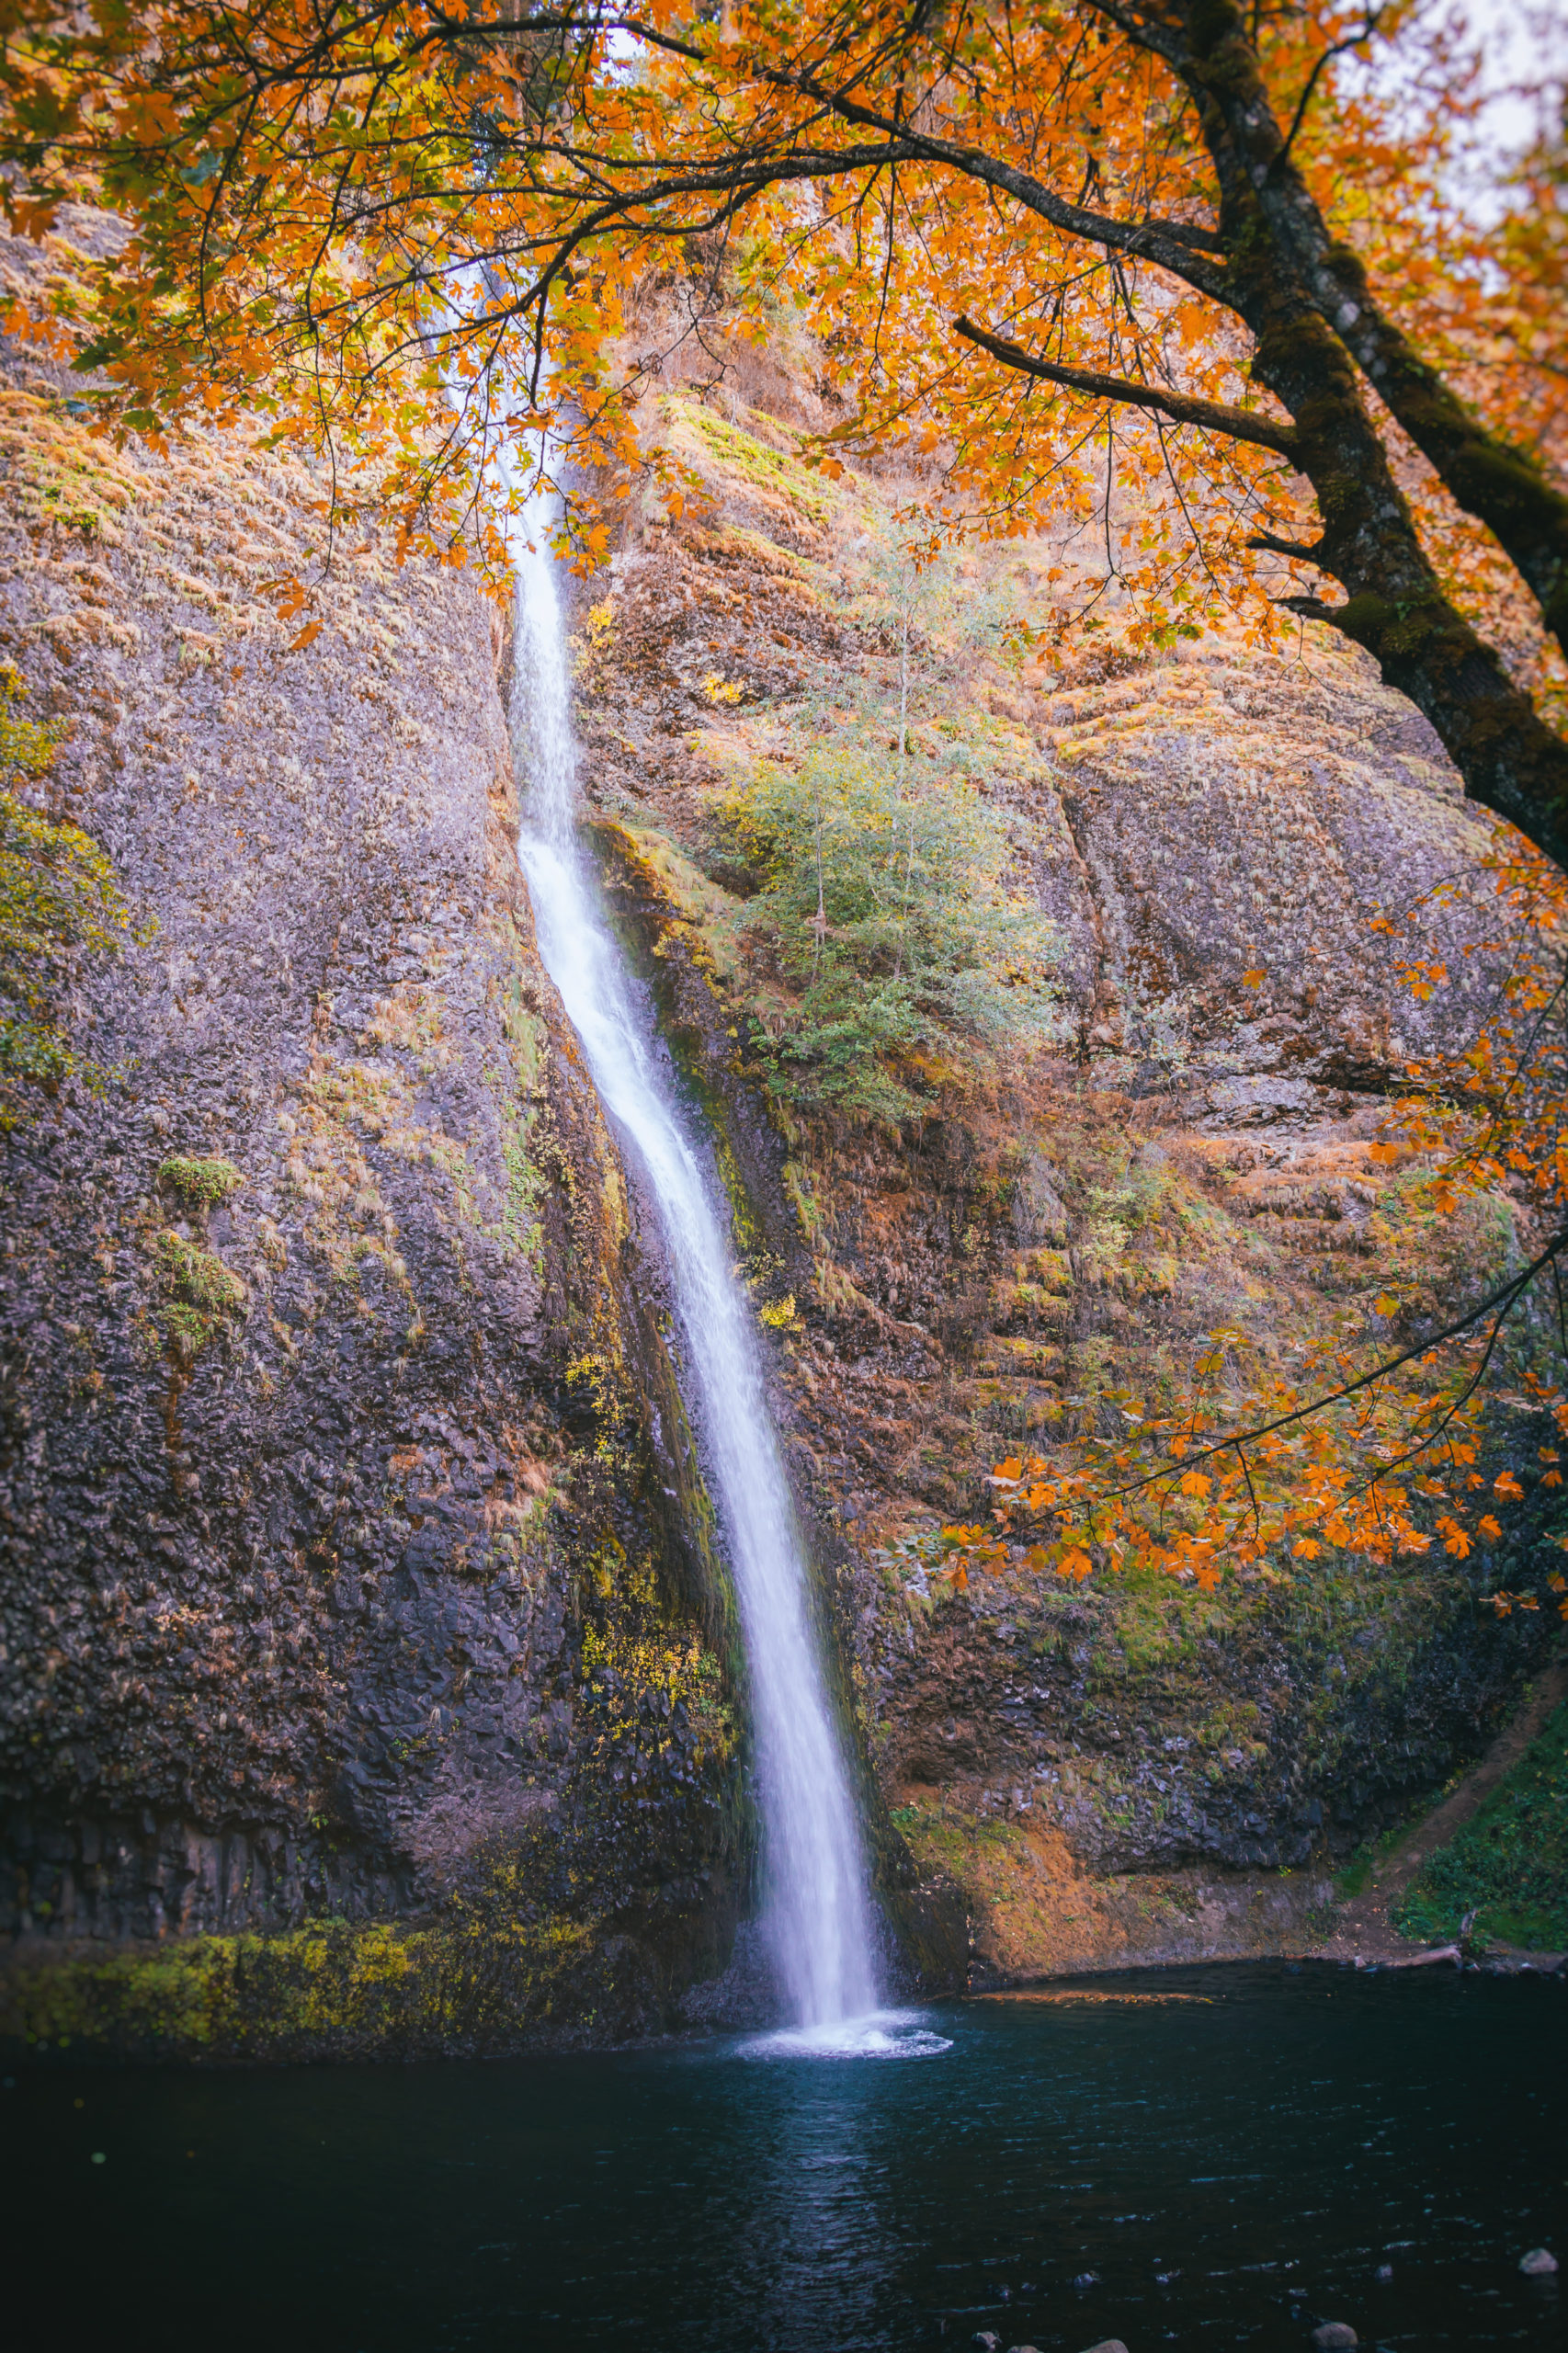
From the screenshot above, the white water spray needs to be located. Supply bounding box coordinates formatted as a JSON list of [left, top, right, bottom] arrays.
[[504, 492, 898, 2039]]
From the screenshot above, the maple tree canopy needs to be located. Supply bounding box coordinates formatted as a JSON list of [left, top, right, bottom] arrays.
[[0, 0, 1563, 860]]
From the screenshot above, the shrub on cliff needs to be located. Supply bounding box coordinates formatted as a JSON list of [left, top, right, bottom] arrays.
[[722, 738, 1062, 1121], [0, 665, 139, 1129]]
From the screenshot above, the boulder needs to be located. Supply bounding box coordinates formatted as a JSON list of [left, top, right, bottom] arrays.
[[1519, 2248, 1559, 2277], [1311, 2328, 1358, 2350]]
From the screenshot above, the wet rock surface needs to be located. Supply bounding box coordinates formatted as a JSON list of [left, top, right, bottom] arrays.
[[1, 258, 1560, 2051], [573, 389, 1559, 1984], [0, 224, 747, 2053]]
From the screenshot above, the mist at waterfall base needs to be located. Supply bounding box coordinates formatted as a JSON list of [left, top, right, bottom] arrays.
[[8, 1967, 1564, 2350], [505, 465, 913, 2049]]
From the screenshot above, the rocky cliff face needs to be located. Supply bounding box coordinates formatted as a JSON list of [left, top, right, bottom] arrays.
[[571, 390, 1559, 1981], [0, 222, 748, 2055], [0, 261, 1555, 2056]]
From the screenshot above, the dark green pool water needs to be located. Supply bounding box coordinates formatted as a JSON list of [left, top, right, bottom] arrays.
[[4, 1963, 1563, 2351]]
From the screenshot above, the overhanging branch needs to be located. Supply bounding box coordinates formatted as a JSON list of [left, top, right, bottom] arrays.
[[953, 314, 1300, 457], [1101, 1224, 1568, 1505], [1248, 529, 1328, 563], [753, 60, 1233, 301]]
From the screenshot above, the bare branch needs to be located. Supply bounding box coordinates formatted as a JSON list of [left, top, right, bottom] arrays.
[[1274, 12, 1386, 170]]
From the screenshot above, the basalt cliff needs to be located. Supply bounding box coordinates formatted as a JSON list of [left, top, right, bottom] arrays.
[[1, 225, 1560, 2059]]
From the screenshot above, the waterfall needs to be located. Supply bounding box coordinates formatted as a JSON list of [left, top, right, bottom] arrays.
[[504, 495, 887, 2039]]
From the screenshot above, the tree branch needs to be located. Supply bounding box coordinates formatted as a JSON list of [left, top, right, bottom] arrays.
[[954, 314, 1299, 455], [1248, 529, 1327, 562], [753, 61, 1233, 300], [1102, 1224, 1568, 1502], [1274, 12, 1385, 170]]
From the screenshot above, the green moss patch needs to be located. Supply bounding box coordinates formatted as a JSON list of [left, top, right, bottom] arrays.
[[1394, 1698, 1568, 1949], [158, 1154, 244, 1207], [0, 664, 142, 1126], [0, 1907, 596, 2062], [153, 1229, 247, 1358], [671, 398, 836, 526]]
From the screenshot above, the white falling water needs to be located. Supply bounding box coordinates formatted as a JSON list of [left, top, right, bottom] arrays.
[[503, 491, 905, 2042]]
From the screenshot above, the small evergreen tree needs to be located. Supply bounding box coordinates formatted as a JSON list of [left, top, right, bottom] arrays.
[[722, 735, 1062, 1122]]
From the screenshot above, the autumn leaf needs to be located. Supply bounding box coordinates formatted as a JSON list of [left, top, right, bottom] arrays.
[[288, 619, 324, 653]]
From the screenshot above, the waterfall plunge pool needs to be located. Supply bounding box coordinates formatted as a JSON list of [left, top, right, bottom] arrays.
[[5, 1962, 1562, 2349]]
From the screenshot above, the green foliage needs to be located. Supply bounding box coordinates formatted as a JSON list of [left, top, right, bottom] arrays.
[[720, 737, 1062, 1120], [154, 1229, 247, 1358], [158, 1154, 244, 1207], [0, 664, 140, 1127], [1394, 1699, 1568, 1949]]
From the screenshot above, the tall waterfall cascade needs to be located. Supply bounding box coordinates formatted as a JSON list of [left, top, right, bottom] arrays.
[[503, 485, 913, 2044]]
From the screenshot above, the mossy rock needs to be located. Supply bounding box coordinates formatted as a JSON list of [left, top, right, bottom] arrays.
[[0, 1908, 599, 2062]]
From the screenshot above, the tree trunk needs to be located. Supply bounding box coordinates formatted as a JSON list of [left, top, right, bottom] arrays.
[[1171, 1, 1568, 867], [1162, 0, 1568, 665]]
